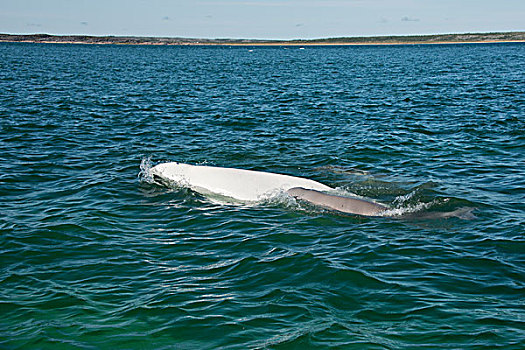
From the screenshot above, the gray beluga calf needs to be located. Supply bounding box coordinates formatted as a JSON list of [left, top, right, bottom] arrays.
[[287, 187, 387, 217], [287, 187, 476, 219]]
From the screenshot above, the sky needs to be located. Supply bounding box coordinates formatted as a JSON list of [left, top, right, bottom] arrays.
[[1, 0, 524, 40]]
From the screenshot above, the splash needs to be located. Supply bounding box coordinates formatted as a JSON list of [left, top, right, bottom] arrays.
[[384, 193, 476, 220], [392, 190, 418, 205], [138, 156, 154, 183], [382, 200, 435, 217]]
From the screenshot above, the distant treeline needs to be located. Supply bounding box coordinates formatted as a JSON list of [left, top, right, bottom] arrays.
[[292, 32, 525, 44], [1, 32, 524, 45]]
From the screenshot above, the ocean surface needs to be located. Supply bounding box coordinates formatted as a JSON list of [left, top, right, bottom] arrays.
[[1, 42, 524, 349]]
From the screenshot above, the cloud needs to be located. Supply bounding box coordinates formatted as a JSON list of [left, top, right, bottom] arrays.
[[26, 23, 42, 28], [401, 16, 420, 22]]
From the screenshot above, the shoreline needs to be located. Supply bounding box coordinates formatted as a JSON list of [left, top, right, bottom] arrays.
[[1, 32, 524, 46], [4, 39, 525, 47]]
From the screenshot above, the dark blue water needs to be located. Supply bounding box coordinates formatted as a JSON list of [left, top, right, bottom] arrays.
[[1, 42, 524, 349]]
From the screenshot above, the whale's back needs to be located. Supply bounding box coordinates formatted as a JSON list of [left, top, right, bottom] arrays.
[[151, 162, 332, 202]]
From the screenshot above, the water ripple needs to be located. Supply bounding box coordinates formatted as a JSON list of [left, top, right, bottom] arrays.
[[1, 42, 524, 349]]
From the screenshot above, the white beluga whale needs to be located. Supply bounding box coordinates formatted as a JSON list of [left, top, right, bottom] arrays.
[[150, 162, 332, 202]]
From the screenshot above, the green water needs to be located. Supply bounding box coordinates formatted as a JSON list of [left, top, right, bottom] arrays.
[[1, 42, 524, 349]]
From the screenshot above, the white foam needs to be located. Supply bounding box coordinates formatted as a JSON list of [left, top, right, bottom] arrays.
[[138, 157, 154, 183], [382, 200, 435, 217]]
